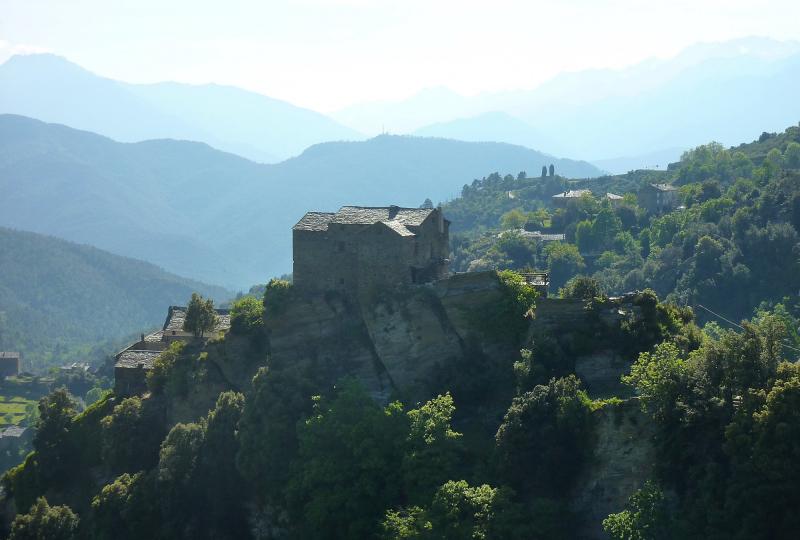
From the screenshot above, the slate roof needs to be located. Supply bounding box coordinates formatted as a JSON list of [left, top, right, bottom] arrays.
[[115, 350, 161, 370], [0, 352, 20, 360], [331, 206, 434, 227], [500, 230, 565, 242], [378, 220, 415, 237], [0, 426, 28, 438], [144, 331, 164, 342], [605, 192, 624, 200], [552, 189, 592, 199], [648, 183, 677, 192], [163, 306, 231, 334], [293, 212, 336, 231], [294, 206, 437, 234]]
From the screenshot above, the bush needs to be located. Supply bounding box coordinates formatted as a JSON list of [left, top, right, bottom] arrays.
[[9, 497, 79, 540], [263, 278, 293, 318], [469, 270, 538, 343], [495, 375, 593, 496], [559, 275, 604, 300], [229, 296, 265, 335]]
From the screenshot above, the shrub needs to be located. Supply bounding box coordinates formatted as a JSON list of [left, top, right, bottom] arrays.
[[263, 278, 293, 318], [559, 275, 604, 300], [495, 375, 593, 496], [229, 296, 265, 335], [9, 497, 79, 540]]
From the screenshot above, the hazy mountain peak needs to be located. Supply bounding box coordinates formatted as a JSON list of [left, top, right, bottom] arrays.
[[0, 53, 361, 163]]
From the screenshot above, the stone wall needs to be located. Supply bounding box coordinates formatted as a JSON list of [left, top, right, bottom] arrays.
[[571, 398, 657, 539], [529, 295, 645, 397], [293, 208, 449, 297]]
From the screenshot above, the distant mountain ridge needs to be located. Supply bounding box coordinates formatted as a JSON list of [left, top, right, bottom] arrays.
[[334, 37, 800, 160], [0, 115, 602, 288], [0, 226, 230, 370], [0, 53, 362, 162]]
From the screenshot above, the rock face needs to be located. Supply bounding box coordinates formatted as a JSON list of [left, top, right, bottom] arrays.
[[571, 399, 657, 539], [530, 294, 648, 397], [265, 271, 518, 403]]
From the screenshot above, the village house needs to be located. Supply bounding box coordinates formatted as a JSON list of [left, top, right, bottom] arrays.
[[638, 183, 678, 214], [497, 229, 565, 243], [0, 352, 20, 378], [292, 205, 450, 295], [551, 189, 592, 207], [114, 305, 230, 396]]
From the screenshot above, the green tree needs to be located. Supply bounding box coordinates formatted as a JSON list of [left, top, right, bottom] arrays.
[[90, 472, 157, 540], [199, 391, 249, 538], [602, 481, 676, 540], [263, 278, 293, 318], [382, 506, 431, 539], [146, 341, 185, 396], [559, 276, 603, 300], [622, 342, 686, 422], [402, 393, 463, 503], [229, 296, 264, 335], [84, 387, 108, 407], [544, 242, 586, 290], [764, 147, 784, 173], [100, 396, 165, 473], [287, 380, 408, 540], [9, 497, 79, 540], [156, 422, 206, 537], [33, 388, 77, 483], [500, 208, 528, 230], [236, 366, 319, 505], [183, 293, 217, 338], [383, 481, 534, 540], [529, 208, 550, 229], [785, 141, 800, 168], [495, 375, 592, 496]]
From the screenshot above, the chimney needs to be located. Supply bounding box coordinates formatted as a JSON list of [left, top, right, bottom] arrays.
[[140, 333, 145, 343], [388, 205, 400, 219]]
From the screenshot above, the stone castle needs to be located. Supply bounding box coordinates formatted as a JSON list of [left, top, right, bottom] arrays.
[[292, 205, 450, 295]]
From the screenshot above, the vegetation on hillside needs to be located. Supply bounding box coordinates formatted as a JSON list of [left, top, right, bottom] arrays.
[[0, 227, 229, 371], [444, 122, 800, 329]]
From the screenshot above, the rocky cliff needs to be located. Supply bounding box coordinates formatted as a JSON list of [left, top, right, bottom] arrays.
[[265, 271, 520, 403]]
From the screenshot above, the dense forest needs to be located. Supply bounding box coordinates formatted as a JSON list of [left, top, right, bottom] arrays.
[[0, 227, 229, 370], [1, 125, 800, 539]]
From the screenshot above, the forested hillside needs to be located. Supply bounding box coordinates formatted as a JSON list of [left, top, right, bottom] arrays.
[[0, 227, 229, 370], [0, 115, 601, 288], [444, 123, 800, 332]]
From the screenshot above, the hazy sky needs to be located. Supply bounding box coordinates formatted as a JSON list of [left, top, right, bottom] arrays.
[[1, 0, 799, 112]]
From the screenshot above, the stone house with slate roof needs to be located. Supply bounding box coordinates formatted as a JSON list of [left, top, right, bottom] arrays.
[[0, 352, 20, 378], [292, 205, 450, 295], [114, 305, 231, 396], [552, 189, 593, 207], [638, 183, 678, 214]]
